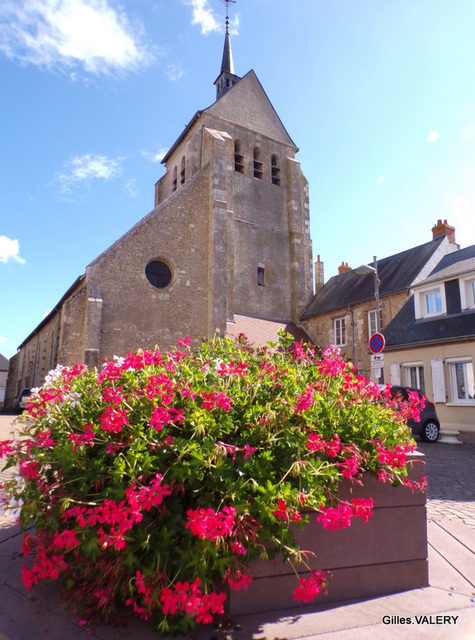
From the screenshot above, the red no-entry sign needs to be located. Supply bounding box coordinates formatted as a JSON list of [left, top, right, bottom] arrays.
[[369, 333, 385, 354]]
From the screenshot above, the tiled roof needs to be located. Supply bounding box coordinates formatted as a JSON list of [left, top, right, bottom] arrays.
[[0, 353, 8, 370], [226, 315, 312, 347], [300, 237, 446, 319]]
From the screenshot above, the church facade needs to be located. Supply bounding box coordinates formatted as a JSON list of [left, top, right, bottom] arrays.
[[5, 26, 313, 406]]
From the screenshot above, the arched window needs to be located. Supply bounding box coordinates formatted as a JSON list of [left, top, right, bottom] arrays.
[[234, 140, 244, 174], [253, 147, 263, 180], [172, 166, 177, 192], [257, 266, 265, 286], [180, 156, 186, 185], [271, 154, 281, 186]]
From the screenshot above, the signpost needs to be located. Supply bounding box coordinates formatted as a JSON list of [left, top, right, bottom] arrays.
[[369, 333, 385, 354], [369, 333, 385, 380]]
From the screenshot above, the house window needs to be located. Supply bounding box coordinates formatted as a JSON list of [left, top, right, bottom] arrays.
[[448, 359, 475, 402], [426, 289, 442, 315], [415, 284, 445, 319], [180, 156, 185, 185], [257, 266, 265, 286], [234, 140, 244, 174], [334, 318, 346, 346], [172, 166, 177, 192], [253, 147, 263, 179], [403, 363, 425, 393], [368, 309, 383, 336], [460, 276, 475, 310], [145, 260, 172, 289], [271, 154, 281, 186]]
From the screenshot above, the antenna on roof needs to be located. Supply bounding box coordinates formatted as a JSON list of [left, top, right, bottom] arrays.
[[220, 0, 236, 35]]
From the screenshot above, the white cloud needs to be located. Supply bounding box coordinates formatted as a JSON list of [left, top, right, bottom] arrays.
[[57, 153, 123, 192], [0, 0, 154, 74], [185, 0, 220, 35], [377, 176, 384, 184], [0, 336, 7, 343], [124, 178, 138, 198], [427, 131, 439, 143], [166, 63, 184, 82], [0, 236, 26, 265], [230, 14, 240, 36], [141, 148, 168, 163]]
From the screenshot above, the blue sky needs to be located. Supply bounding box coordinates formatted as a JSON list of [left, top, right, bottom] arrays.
[[1, 0, 475, 359]]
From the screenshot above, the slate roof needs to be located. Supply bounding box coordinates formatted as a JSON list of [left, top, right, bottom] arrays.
[[384, 243, 475, 350], [226, 315, 312, 347], [300, 237, 446, 319], [383, 298, 475, 349], [419, 244, 475, 284]]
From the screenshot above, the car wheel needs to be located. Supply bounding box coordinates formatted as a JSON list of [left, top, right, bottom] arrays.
[[420, 420, 440, 443]]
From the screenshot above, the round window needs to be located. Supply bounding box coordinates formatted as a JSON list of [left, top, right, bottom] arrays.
[[145, 260, 172, 289]]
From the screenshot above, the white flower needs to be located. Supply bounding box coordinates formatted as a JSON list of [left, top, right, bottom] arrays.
[[7, 497, 24, 519], [44, 364, 65, 386], [68, 392, 82, 408]]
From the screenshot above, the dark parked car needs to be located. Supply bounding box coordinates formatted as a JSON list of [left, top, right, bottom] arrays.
[[14, 388, 31, 413], [386, 385, 440, 443]]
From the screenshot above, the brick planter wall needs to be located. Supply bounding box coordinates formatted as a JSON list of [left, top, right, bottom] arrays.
[[229, 452, 427, 615]]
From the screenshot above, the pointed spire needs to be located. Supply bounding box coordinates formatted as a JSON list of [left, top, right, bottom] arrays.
[[214, 0, 240, 100], [220, 13, 234, 75]]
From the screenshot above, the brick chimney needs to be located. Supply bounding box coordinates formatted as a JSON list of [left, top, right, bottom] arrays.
[[432, 219, 456, 244], [314, 255, 324, 292], [338, 261, 351, 275]]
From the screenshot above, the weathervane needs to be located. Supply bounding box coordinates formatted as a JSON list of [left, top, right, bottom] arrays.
[[220, 0, 236, 35]]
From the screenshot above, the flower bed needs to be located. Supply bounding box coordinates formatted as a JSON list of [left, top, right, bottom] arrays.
[[229, 451, 428, 615], [0, 334, 426, 636]]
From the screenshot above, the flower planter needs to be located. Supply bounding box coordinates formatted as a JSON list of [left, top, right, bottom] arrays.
[[229, 452, 428, 615]]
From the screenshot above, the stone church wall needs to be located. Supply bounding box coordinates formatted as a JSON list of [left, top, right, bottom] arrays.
[[86, 166, 212, 360], [5, 310, 63, 406], [58, 285, 88, 366]]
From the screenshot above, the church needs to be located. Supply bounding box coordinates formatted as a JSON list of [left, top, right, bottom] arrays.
[[5, 13, 314, 406]]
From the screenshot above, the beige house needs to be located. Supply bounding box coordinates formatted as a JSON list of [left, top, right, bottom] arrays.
[[5, 26, 313, 407], [300, 221, 459, 380], [383, 244, 475, 433]]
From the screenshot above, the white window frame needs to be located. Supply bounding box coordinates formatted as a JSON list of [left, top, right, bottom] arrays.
[[334, 318, 346, 346], [368, 309, 383, 336], [446, 357, 475, 404], [414, 283, 446, 319], [402, 361, 425, 393], [459, 275, 475, 310]]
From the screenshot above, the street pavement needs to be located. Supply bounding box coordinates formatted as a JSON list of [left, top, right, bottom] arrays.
[[419, 432, 475, 529], [0, 413, 474, 640]]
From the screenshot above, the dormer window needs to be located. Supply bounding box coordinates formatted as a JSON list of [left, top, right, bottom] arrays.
[[234, 140, 244, 174], [253, 147, 263, 180], [414, 284, 446, 319], [460, 275, 475, 310], [425, 289, 442, 315]]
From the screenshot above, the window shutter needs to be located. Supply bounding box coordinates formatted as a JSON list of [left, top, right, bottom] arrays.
[[431, 359, 446, 403], [390, 363, 401, 385]]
